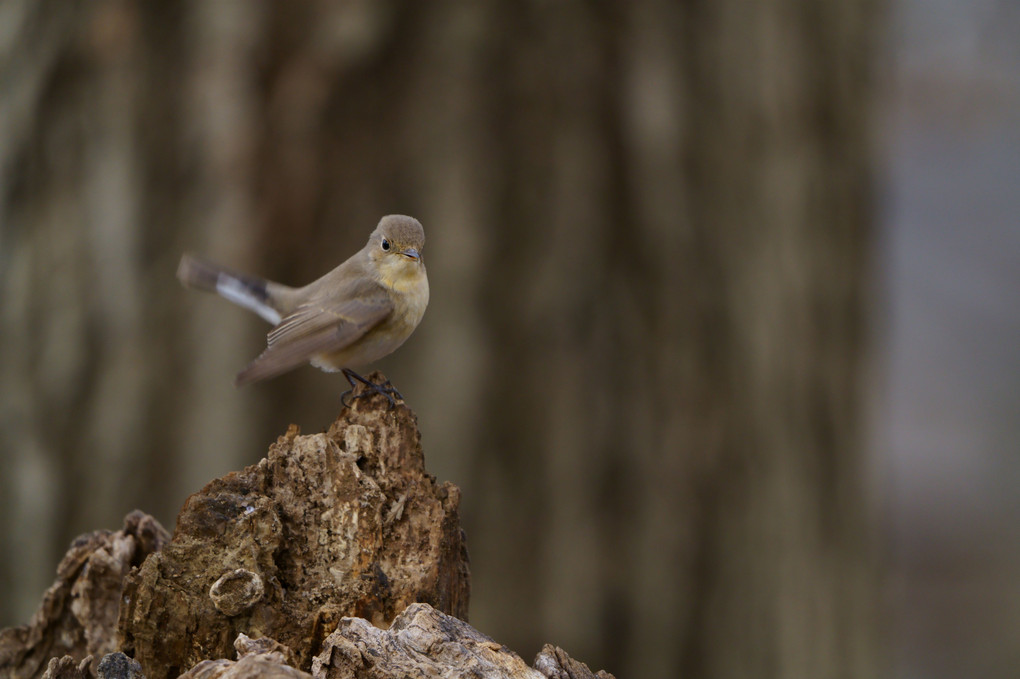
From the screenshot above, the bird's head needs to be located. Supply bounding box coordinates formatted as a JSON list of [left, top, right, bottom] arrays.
[[369, 215, 426, 288]]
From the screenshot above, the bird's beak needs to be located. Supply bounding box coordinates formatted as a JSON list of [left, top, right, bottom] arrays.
[[402, 248, 420, 261]]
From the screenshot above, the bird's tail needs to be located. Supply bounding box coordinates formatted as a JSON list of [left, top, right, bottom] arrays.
[[177, 253, 282, 324]]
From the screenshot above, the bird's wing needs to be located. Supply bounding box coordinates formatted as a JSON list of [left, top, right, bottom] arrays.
[[235, 290, 392, 387]]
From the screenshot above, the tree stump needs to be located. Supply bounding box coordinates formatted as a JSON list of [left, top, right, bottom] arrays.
[[2, 375, 612, 679], [117, 375, 470, 678]]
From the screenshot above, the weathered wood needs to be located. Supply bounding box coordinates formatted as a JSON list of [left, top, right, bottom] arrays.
[[176, 634, 311, 679], [311, 603, 614, 679], [116, 375, 470, 679], [230, 634, 298, 670], [40, 656, 92, 679], [533, 645, 615, 679], [1, 378, 614, 679], [0, 512, 169, 679], [176, 656, 310, 679]]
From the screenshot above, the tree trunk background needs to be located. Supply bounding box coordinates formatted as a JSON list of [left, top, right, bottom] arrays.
[[0, 2, 881, 678]]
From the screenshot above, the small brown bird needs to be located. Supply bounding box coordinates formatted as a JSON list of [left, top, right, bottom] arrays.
[[177, 215, 428, 406]]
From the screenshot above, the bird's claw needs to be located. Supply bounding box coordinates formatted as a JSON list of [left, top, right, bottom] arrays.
[[341, 369, 402, 409]]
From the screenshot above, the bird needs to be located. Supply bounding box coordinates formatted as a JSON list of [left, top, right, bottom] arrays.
[[176, 215, 428, 407]]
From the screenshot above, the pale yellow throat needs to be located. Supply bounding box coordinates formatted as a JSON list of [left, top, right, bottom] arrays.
[[379, 258, 426, 294]]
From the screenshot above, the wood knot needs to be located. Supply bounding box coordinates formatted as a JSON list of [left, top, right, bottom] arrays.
[[209, 568, 264, 617]]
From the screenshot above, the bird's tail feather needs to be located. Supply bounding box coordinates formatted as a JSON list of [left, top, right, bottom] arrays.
[[177, 253, 282, 324]]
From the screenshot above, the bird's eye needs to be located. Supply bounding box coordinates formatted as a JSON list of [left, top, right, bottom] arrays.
[[381, 238, 390, 251]]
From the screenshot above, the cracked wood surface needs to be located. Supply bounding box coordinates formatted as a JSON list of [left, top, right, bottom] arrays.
[[117, 376, 469, 679]]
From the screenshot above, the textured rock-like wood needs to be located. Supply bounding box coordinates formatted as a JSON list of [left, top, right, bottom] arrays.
[[39, 655, 92, 679], [176, 634, 311, 679], [0, 512, 169, 679], [117, 377, 470, 679], [312, 604, 614, 679], [533, 645, 616, 679], [177, 655, 311, 679]]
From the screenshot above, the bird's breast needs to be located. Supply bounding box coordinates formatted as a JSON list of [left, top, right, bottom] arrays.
[[312, 268, 428, 372], [379, 263, 429, 328], [389, 270, 429, 331]]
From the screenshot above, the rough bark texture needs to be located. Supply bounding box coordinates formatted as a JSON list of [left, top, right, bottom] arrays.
[[312, 603, 613, 679], [116, 375, 470, 679], [0, 512, 169, 679]]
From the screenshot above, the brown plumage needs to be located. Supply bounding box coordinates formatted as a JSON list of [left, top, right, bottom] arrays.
[[177, 215, 428, 390]]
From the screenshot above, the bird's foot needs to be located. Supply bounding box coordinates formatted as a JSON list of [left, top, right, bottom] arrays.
[[341, 369, 403, 409]]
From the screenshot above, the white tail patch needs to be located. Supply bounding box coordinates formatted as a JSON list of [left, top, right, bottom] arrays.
[[216, 275, 281, 324]]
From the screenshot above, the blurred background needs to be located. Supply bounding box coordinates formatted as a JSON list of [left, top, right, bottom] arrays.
[[0, 1, 1017, 678]]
